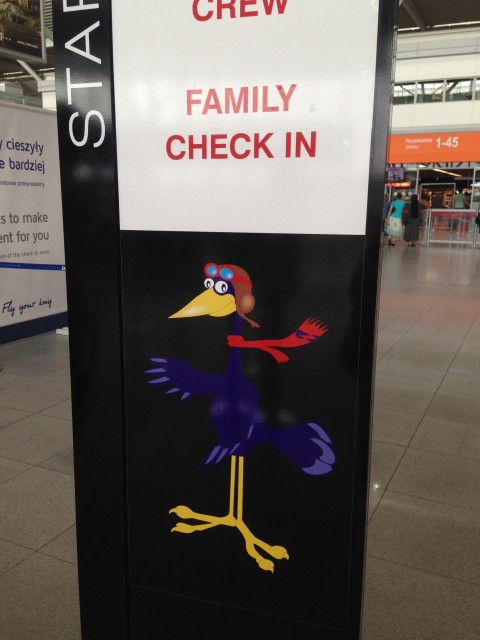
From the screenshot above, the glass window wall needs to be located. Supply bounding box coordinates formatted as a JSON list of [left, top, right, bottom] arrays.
[[393, 82, 416, 105], [445, 79, 473, 101], [417, 81, 444, 103], [393, 77, 480, 103], [475, 79, 480, 100]]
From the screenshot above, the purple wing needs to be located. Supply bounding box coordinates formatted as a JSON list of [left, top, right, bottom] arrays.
[[145, 357, 223, 400]]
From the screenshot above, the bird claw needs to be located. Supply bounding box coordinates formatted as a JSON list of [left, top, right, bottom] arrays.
[[256, 557, 274, 573], [246, 542, 288, 571], [268, 545, 289, 560], [171, 523, 197, 534], [169, 505, 194, 519], [237, 520, 289, 570]]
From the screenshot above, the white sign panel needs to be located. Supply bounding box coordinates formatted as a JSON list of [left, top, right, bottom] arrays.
[[0, 103, 67, 328], [112, 0, 379, 235]]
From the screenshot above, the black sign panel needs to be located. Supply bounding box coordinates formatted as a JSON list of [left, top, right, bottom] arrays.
[[122, 231, 364, 631]]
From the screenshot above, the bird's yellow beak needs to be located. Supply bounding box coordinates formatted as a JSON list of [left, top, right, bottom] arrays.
[[169, 288, 236, 319]]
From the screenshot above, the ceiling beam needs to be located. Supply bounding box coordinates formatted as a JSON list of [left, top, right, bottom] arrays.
[[16, 60, 42, 83], [401, 0, 428, 30]]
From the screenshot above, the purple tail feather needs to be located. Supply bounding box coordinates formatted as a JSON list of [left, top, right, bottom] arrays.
[[265, 422, 335, 475]]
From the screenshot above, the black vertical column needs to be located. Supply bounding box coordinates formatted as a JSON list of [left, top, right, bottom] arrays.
[[353, 0, 398, 633], [52, 2, 128, 638], [51, 0, 397, 638]]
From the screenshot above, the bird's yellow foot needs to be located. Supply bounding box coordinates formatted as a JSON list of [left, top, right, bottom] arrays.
[[169, 506, 288, 572], [236, 520, 289, 573], [169, 505, 235, 533]]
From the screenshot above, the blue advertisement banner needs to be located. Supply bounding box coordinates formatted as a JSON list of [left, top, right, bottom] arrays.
[[0, 103, 67, 341]]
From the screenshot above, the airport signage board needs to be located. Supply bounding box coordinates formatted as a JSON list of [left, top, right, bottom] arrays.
[[52, 1, 396, 638], [0, 102, 67, 342], [388, 131, 480, 163]]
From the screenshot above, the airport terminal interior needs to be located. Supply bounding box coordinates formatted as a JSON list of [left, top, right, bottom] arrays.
[[1, 1, 480, 638]]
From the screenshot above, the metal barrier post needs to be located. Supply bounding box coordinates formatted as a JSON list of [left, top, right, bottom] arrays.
[[422, 208, 431, 246]]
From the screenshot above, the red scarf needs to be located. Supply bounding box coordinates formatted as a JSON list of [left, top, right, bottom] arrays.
[[227, 317, 328, 364]]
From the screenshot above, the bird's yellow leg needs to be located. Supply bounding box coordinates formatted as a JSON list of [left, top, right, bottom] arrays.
[[170, 456, 289, 572], [169, 457, 237, 533], [235, 456, 289, 572]]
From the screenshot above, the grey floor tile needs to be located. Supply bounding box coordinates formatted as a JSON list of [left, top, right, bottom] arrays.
[[0, 456, 30, 484], [389, 448, 480, 512], [39, 447, 74, 476], [411, 415, 480, 460], [378, 298, 437, 320], [375, 359, 446, 384], [401, 282, 451, 296], [2, 353, 70, 379], [42, 366, 71, 385], [372, 406, 422, 446], [375, 319, 414, 343], [40, 399, 72, 421], [397, 325, 469, 352], [40, 525, 78, 565], [450, 351, 480, 375], [0, 378, 71, 412], [0, 414, 73, 465], [0, 467, 75, 549], [374, 363, 442, 393], [427, 392, 480, 425], [0, 340, 44, 363], [422, 302, 480, 326], [367, 491, 480, 584], [374, 338, 396, 360], [380, 345, 454, 370], [368, 441, 405, 518], [0, 552, 80, 640], [372, 383, 435, 415], [437, 369, 480, 398], [0, 370, 27, 390], [0, 539, 33, 577], [362, 557, 480, 640], [368, 486, 384, 518], [31, 333, 70, 356], [462, 328, 480, 351], [0, 334, 69, 362], [0, 406, 30, 428]]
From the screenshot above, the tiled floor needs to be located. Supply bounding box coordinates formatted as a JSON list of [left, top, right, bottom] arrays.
[[0, 242, 479, 639], [364, 241, 480, 639], [0, 333, 79, 639]]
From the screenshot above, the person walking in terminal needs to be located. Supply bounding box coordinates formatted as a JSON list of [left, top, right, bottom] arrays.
[[385, 192, 405, 246], [403, 193, 425, 247], [381, 194, 391, 246], [453, 189, 468, 209], [452, 189, 468, 231]]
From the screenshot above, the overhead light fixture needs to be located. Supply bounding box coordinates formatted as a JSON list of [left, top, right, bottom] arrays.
[[432, 169, 462, 177], [398, 21, 480, 32], [432, 21, 480, 29]]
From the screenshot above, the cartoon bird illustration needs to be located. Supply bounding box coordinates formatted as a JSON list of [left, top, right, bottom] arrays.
[[146, 263, 335, 572]]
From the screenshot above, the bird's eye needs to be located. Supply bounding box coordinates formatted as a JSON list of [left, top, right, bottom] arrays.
[[204, 278, 214, 289], [214, 280, 229, 294]]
